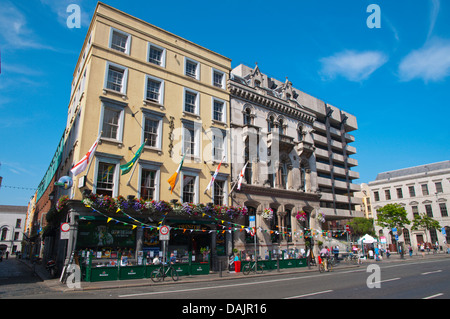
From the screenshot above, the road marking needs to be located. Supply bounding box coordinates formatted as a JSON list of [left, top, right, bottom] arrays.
[[373, 277, 401, 285], [119, 275, 324, 298], [423, 293, 443, 299], [421, 270, 442, 275], [284, 290, 333, 299]]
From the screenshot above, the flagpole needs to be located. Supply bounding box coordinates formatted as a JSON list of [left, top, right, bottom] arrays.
[[84, 131, 102, 178], [229, 161, 248, 196], [204, 155, 225, 194], [126, 139, 147, 186]]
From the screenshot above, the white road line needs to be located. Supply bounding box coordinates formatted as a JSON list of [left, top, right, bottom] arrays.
[[423, 293, 443, 299], [373, 277, 401, 285], [421, 270, 442, 275], [284, 290, 333, 299], [119, 275, 323, 298]]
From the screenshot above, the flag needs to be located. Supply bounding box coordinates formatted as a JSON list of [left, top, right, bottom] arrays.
[[120, 141, 145, 175], [237, 162, 248, 190], [205, 156, 225, 193], [167, 153, 185, 194], [70, 135, 100, 176]]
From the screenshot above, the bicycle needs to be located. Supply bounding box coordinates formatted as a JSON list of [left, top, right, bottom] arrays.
[[150, 263, 179, 282], [242, 261, 264, 275], [329, 256, 338, 267], [318, 257, 332, 273]]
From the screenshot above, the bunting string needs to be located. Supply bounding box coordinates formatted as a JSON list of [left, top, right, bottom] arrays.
[[83, 203, 350, 239]]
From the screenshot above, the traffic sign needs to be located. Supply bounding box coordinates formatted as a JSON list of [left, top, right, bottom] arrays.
[[249, 216, 256, 228], [60, 223, 70, 239], [159, 225, 170, 240]]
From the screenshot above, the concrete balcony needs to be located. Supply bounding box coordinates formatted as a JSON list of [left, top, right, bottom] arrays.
[[267, 132, 295, 153], [297, 140, 315, 158], [320, 207, 365, 219]]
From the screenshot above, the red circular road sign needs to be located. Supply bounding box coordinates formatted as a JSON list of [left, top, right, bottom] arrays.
[[160, 225, 170, 235], [61, 223, 70, 232]]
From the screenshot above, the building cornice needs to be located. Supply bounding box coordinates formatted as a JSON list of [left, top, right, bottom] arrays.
[[228, 80, 315, 124]]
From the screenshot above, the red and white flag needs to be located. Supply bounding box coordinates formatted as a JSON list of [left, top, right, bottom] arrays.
[[237, 162, 248, 190], [204, 156, 225, 193], [70, 135, 100, 176]]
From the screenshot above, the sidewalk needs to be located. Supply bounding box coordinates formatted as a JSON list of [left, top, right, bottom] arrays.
[[20, 252, 450, 293]]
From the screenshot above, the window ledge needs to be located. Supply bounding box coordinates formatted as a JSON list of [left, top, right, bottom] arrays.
[[103, 88, 127, 101]]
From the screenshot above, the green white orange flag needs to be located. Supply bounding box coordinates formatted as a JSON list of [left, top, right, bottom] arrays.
[[167, 153, 185, 194], [120, 141, 145, 175]]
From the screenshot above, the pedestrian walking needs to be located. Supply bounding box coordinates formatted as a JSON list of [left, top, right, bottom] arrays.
[[408, 245, 413, 257]]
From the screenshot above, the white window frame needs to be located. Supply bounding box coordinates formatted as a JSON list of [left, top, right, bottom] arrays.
[[137, 161, 161, 201], [211, 127, 227, 162], [141, 109, 164, 150], [109, 27, 131, 55], [180, 169, 200, 204], [183, 88, 200, 115], [212, 175, 228, 206], [212, 68, 225, 89], [144, 74, 165, 105], [104, 61, 129, 95], [211, 97, 227, 123], [93, 155, 121, 197], [182, 120, 201, 159], [184, 57, 200, 80], [99, 98, 126, 144], [147, 42, 166, 67]]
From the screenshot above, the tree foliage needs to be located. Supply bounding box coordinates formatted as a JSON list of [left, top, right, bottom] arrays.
[[348, 217, 375, 238], [376, 203, 411, 230], [411, 213, 441, 232]]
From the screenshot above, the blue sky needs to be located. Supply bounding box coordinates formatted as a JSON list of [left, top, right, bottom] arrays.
[[0, 0, 449, 207]]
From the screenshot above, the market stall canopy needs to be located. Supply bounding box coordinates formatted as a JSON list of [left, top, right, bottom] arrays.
[[358, 234, 377, 244]]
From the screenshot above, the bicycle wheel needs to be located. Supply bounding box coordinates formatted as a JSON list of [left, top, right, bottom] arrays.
[[170, 267, 179, 281], [151, 268, 163, 282], [318, 263, 325, 273], [256, 263, 264, 274], [328, 263, 333, 272], [243, 263, 251, 275]]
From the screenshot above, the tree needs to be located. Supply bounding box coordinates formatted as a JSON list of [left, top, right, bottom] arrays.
[[411, 213, 441, 244], [376, 203, 411, 256], [376, 203, 411, 230], [348, 217, 375, 240]]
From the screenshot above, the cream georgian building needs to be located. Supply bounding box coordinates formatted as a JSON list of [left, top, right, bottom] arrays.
[[369, 161, 450, 252]]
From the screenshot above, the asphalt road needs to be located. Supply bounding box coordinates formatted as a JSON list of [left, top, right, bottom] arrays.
[[2, 257, 449, 302], [112, 258, 450, 300]]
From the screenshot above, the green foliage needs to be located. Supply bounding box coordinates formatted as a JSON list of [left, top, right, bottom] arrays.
[[376, 203, 411, 230], [348, 217, 375, 237], [411, 213, 441, 232]]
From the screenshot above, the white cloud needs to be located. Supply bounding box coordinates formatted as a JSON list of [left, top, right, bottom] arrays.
[[0, 1, 55, 50], [398, 38, 450, 82], [427, 0, 440, 41], [319, 50, 388, 82]]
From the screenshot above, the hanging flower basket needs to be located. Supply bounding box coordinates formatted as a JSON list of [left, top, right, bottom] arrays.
[[56, 195, 69, 212], [262, 208, 274, 220], [317, 211, 326, 223], [295, 211, 307, 222]]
